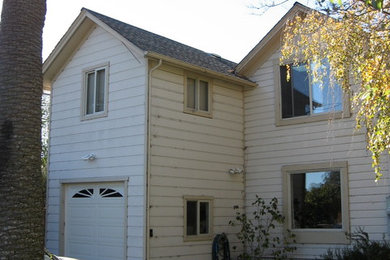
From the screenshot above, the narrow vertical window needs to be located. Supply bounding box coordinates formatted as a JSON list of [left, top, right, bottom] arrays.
[[199, 201, 209, 234], [82, 64, 109, 119], [95, 69, 106, 113], [199, 80, 209, 111], [184, 197, 213, 240], [186, 200, 197, 236], [86, 72, 95, 115], [187, 78, 196, 110], [185, 75, 211, 115]]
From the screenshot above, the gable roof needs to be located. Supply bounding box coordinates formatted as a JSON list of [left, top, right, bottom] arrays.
[[85, 9, 238, 76], [43, 8, 256, 90], [235, 2, 312, 76]]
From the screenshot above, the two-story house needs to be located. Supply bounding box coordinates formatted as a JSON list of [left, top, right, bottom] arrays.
[[43, 3, 390, 260]]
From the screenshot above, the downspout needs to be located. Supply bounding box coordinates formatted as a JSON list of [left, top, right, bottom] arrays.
[[242, 86, 247, 238], [146, 58, 162, 260], [44, 90, 53, 253]]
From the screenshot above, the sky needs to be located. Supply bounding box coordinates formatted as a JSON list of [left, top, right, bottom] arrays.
[[0, 0, 311, 63]]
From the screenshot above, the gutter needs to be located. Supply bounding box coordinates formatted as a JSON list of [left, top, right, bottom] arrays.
[[145, 51, 257, 88], [145, 58, 163, 260]]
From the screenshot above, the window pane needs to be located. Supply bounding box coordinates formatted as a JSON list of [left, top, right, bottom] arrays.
[[199, 202, 209, 234], [291, 64, 310, 117], [95, 69, 105, 112], [187, 78, 196, 109], [291, 171, 341, 229], [310, 62, 343, 114], [86, 72, 95, 114], [280, 66, 293, 118], [186, 201, 197, 235], [199, 80, 208, 111]]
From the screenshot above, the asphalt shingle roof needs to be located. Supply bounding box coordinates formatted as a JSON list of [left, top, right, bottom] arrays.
[[84, 8, 245, 80]]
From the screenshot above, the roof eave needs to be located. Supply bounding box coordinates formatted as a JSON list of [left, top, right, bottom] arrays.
[[235, 2, 312, 76], [42, 9, 145, 91], [145, 51, 257, 88], [43, 9, 93, 91]]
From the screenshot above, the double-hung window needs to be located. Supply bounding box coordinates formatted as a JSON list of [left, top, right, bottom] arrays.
[[277, 61, 347, 125], [282, 162, 349, 244], [185, 75, 211, 116], [184, 196, 213, 241], [82, 64, 108, 120]]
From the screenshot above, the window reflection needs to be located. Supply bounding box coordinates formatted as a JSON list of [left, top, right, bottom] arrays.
[[291, 171, 342, 229], [186, 201, 197, 235], [280, 62, 343, 119], [199, 202, 209, 234]]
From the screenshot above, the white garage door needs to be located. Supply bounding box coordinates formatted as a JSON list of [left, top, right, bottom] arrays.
[[64, 183, 126, 260]]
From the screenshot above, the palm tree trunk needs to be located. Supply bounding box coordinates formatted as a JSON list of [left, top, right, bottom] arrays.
[[0, 0, 46, 259]]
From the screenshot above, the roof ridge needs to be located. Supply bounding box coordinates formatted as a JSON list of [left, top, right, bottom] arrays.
[[83, 8, 237, 66], [80, 8, 256, 83]]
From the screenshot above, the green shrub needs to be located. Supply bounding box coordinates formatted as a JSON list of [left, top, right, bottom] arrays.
[[229, 195, 296, 260], [322, 227, 390, 260]]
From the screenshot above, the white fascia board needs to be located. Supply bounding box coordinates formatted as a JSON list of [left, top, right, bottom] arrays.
[[42, 10, 146, 90], [43, 9, 88, 74], [84, 12, 145, 64], [235, 3, 312, 76], [43, 9, 93, 90]]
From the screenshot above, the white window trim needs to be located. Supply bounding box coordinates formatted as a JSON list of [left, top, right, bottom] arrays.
[[81, 62, 109, 121], [183, 196, 213, 241], [274, 59, 351, 126], [282, 161, 350, 244], [183, 73, 212, 118]]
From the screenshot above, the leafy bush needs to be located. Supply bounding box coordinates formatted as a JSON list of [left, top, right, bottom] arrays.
[[229, 195, 296, 260], [322, 227, 390, 260]]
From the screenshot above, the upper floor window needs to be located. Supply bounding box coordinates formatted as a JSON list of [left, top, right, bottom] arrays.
[[280, 62, 342, 118], [184, 74, 211, 117], [276, 61, 348, 125], [82, 64, 109, 120]]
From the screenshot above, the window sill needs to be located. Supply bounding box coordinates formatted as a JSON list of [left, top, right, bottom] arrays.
[[183, 234, 213, 242], [292, 229, 350, 244], [276, 111, 350, 126], [184, 109, 212, 118], [81, 111, 108, 121]]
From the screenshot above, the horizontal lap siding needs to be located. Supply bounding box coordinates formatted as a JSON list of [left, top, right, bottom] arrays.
[[244, 52, 390, 258], [149, 65, 245, 259], [46, 27, 146, 260]]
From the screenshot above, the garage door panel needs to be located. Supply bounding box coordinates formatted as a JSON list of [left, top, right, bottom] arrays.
[[65, 182, 126, 260], [67, 242, 96, 257], [98, 209, 124, 221], [67, 224, 95, 237], [68, 207, 96, 219], [97, 229, 124, 241], [98, 244, 125, 258]]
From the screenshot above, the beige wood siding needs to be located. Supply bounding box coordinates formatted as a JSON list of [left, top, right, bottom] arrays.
[[46, 26, 147, 260], [244, 51, 390, 258], [149, 64, 245, 259]]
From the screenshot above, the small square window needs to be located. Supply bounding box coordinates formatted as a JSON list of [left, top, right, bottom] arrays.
[[82, 64, 109, 120], [282, 162, 350, 244], [184, 196, 213, 241], [184, 75, 211, 117]]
